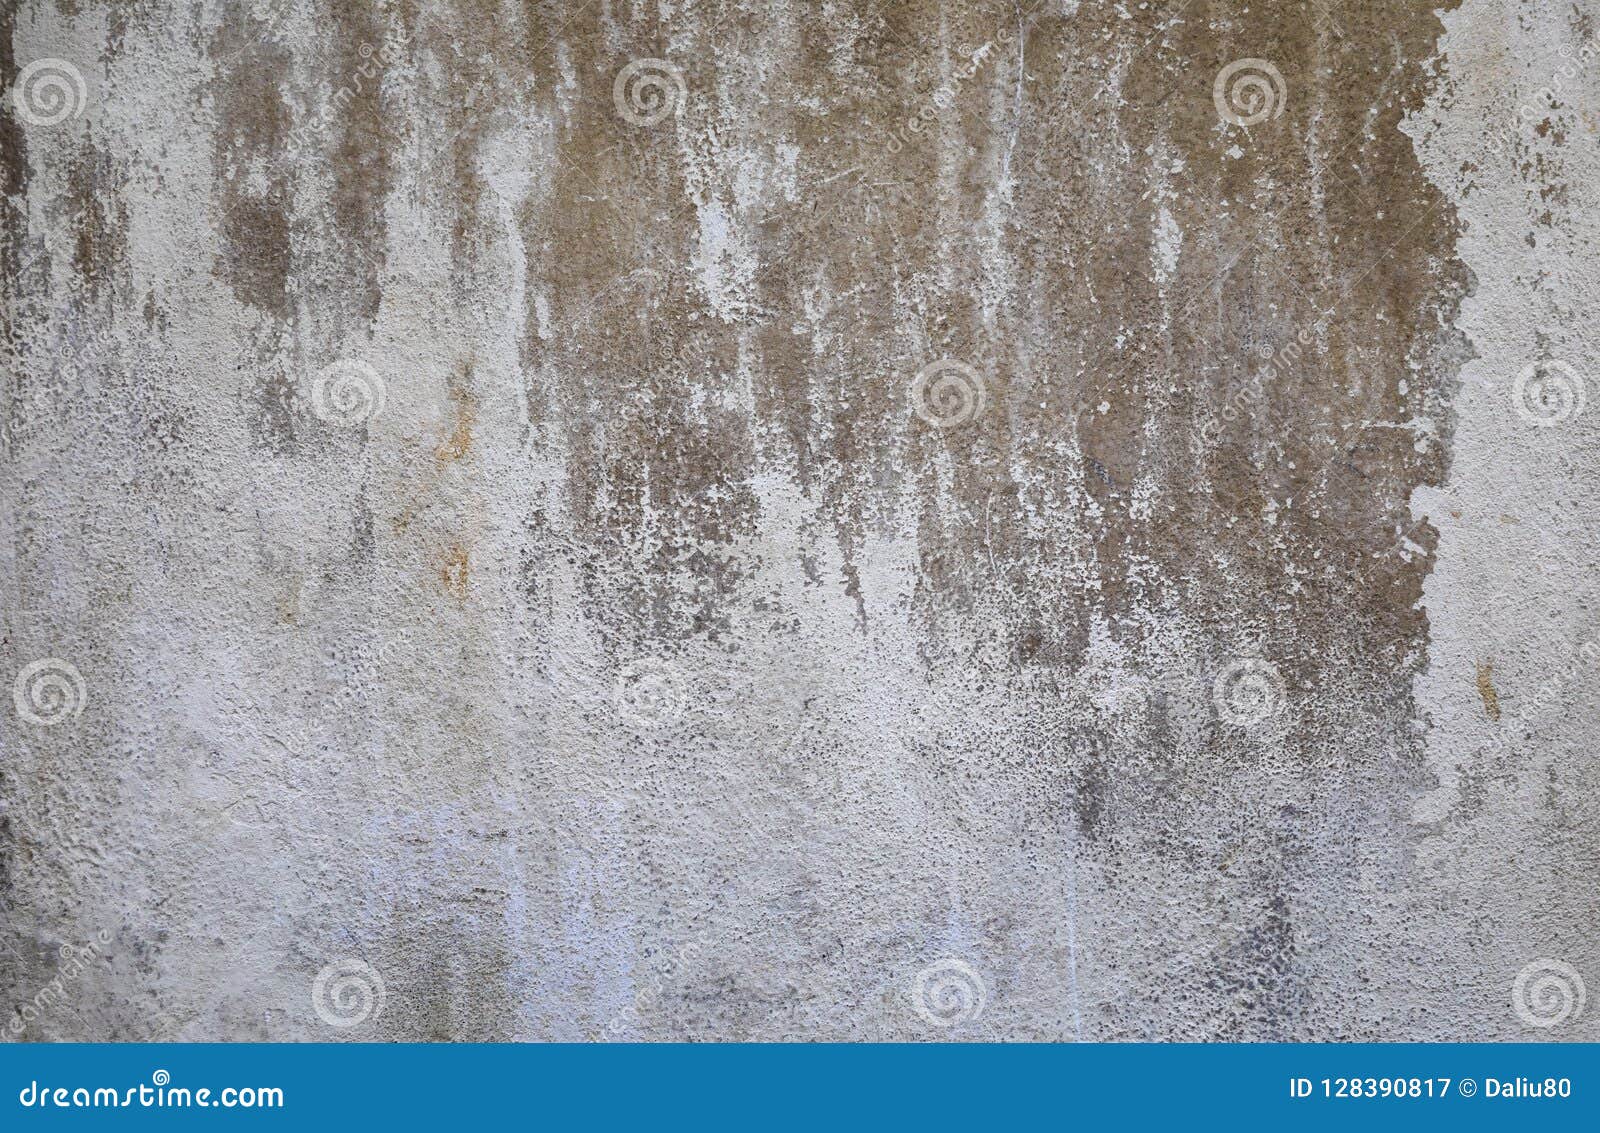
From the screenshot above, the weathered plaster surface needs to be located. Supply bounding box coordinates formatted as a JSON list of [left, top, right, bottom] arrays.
[[1, 0, 1594, 1040]]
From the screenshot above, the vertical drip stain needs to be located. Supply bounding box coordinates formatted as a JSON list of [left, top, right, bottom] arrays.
[[321, 2, 400, 325], [207, 13, 293, 323], [206, 8, 296, 450]]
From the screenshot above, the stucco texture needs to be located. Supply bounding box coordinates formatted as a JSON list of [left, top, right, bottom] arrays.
[[2, 0, 1597, 1041]]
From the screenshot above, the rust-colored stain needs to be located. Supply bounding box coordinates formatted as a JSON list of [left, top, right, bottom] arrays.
[[1476, 661, 1502, 721], [441, 545, 470, 599], [394, 372, 480, 534], [436, 389, 477, 464], [277, 575, 301, 625], [392, 387, 476, 534]]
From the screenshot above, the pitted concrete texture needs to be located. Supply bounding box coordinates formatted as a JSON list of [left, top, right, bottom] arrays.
[[2, 0, 1596, 1041]]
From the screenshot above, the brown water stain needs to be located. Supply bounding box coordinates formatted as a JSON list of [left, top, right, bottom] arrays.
[[441, 544, 470, 599], [320, 3, 403, 324], [207, 14, 293, 322], [491, 3, 1468, 1038], [66, 145, 129, 299], [0, 6, 27, 393], [509, 2, 1466, 701], [1476, 660, 1501, 721]]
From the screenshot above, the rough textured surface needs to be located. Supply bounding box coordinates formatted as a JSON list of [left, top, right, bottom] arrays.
[[2, 0, 1595, 1041]]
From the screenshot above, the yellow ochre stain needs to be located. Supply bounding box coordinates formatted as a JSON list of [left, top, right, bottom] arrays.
[[436, 389, 477, 464], [393, 385, 478, 533], [441, 545, 470, 599], [1476, 661, 1502, 721]]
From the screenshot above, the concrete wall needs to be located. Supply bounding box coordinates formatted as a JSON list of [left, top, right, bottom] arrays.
[[2, 0, 1595, 1041]]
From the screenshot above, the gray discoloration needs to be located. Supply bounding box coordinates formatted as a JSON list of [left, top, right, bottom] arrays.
[[1, 0, 1595, 1041]]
